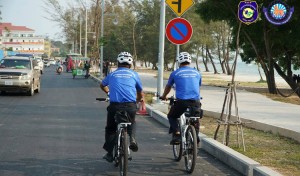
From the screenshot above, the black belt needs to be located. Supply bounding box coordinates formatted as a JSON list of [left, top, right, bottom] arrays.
[[110, 102, 136, 105], [177, 99, 200, 103]]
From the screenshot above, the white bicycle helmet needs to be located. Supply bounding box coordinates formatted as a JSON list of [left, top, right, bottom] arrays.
[[117, 52, 133, 65], [177, 52, 192, 64]]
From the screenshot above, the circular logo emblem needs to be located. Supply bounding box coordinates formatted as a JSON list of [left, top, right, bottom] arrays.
[[243, 8, 254, 19], [270, 3, 287, 20], [263, 0, 294, 25]]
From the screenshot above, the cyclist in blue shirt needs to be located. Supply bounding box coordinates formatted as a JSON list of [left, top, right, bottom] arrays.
[[160, 52, 202, 145], [100, 52, 144, 162]]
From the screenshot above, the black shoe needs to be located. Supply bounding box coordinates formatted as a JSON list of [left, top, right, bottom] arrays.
[[103, 153, 113, 163], [170, 133, 181, 145], [129, 137, 138, 152]]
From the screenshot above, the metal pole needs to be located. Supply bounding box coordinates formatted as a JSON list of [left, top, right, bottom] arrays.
[[79, 17, 82, 55], [175, 44, 180, 70], [100, 0, 104, 78], [157, 0, 166, 101], [84, 0, 88, 57]]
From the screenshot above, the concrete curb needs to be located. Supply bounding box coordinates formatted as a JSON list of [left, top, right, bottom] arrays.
[[90, 74, 282, 176], [145, 104, 283, 176]]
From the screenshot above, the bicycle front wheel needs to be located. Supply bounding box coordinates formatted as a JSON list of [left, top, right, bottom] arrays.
[[184, 125, 197, 174], [119, 128, 128, 176]]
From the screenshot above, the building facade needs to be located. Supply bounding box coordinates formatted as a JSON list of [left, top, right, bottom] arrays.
[[0, 23, 45, 55]]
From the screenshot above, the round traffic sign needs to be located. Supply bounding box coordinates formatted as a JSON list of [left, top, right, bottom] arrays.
[[166, 18, 193, 45]]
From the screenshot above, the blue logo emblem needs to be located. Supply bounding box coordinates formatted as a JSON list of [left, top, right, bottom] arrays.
[[238, 1, 259, 25], [263, 0, 294, 25]]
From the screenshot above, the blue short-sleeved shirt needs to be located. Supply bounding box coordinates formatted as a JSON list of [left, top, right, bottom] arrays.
[[101, 67, 143, 103], [167, 66, 201, 100]]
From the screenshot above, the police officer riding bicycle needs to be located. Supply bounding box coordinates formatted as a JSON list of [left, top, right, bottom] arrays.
[[100, 52, 144, 162], [160, 52, 202, 145]]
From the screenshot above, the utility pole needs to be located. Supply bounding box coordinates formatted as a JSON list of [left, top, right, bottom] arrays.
[[157, 0, 166, 101], [100, 0, 104, 78], [84, 0, 88, 57], [79, 15, 82, 55]]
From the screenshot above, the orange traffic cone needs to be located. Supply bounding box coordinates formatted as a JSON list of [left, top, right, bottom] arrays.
[[136, 101, 148, 115]]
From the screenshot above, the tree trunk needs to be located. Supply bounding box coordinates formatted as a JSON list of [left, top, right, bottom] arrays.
[[257, 63, 264, 81], [217, 38, 226, 73], [133, 21, 137, 70], [225, 35, 232, 75], [196, 48, 200, 71], [263, 21, 277, 94], [202, 45, 209, 72], [152, 61, 158, 70], [274, 62, 300, 98], [206, 45, 218, 74]]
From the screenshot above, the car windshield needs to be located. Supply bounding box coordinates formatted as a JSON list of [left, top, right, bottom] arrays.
[[0, 59, 31, 69]]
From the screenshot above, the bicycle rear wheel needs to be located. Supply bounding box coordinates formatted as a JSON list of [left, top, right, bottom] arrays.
[[119, 128, 128, 176], [173, 142, 182, 161], [114, 134, 119, 167], [184, 125, 197, 174]]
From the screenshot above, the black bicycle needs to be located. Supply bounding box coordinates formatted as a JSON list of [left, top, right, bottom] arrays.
[[166, 97, 202, 174], [96, 98, 132, 176]]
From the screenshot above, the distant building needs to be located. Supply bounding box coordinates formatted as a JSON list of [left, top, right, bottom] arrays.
[[0, 22, 45, 55]]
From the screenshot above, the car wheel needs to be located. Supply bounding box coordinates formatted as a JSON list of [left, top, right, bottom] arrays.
[[0, 91, 6, 95], [27, 82, 35, 96]]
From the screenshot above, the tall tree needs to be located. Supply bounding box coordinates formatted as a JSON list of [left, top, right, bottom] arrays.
[[196, 0, 300, 97]]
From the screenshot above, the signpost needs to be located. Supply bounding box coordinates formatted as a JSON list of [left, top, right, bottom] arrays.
[[165, 0, 195, 45], [165, 0, 195, 17], [165, 18, 193, 45]]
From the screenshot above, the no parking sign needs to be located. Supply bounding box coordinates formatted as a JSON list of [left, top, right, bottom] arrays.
[[165, 18, 193, 45]]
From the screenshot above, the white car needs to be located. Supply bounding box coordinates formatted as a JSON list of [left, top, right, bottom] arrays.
[[49, 59, 56, 65], [35, 58, 44, 74]]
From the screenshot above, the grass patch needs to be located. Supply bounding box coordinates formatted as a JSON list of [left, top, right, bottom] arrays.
[[200, 117, 300, 176], [144, 92, 155, 104]]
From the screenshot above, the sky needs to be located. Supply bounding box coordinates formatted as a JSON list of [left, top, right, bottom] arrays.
[[0, 0, 72, 41]]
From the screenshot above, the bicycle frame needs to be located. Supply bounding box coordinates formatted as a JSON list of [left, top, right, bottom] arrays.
[[179, 114, 200, 152], [116, 122, 131, 159]]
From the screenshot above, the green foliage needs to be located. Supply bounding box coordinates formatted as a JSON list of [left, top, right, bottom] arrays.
[[196, 0, 300, 95]]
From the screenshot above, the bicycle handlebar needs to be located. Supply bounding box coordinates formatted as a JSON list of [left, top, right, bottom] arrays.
[[96, 97, 110, 102]]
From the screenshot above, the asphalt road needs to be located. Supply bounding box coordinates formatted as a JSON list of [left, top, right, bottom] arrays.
[[0, 66, 241, 176]]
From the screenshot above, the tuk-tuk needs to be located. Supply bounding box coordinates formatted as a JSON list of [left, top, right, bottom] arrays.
[[71, 56, 90, 79]]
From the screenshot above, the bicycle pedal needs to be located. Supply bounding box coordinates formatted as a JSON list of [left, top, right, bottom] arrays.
[[128, 156, 133, 161]]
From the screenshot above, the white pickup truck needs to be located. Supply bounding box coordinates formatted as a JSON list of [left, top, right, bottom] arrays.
[[0, 56, 41, 96]]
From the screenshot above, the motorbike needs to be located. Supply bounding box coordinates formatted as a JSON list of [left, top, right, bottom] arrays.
[[56, 65, 63, 75]]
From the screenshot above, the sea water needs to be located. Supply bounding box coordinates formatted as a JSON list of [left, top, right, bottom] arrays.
[[193, 57, 300, 84]]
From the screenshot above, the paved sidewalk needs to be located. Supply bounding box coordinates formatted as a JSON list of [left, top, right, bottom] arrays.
[[138, 73, 300, 143]]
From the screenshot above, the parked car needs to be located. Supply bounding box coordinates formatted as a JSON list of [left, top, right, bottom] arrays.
[[0, 56, 41, 96]]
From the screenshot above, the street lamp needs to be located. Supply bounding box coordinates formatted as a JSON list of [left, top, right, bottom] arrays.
[[78, 0, 91, 57], [99, 0, 118, 79]]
